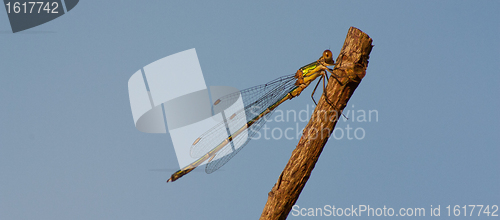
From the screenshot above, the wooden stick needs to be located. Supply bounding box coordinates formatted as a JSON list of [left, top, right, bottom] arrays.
[[259, 27, 373, 220]]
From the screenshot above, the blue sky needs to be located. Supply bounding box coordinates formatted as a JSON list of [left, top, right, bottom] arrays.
[[1, 1, 498, 219]]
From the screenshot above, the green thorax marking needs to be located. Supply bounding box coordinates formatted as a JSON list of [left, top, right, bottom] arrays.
[[299, 61, 319, 76]]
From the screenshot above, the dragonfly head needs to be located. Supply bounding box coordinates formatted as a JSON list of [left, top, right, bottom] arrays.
[[322, 50, 335, 66]]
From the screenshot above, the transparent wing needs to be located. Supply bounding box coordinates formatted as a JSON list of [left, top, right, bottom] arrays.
[[211, 74, 296, 120], [190, 74, 295, 158], [204, 106, 277, 174], [188, 74, 298, 174]]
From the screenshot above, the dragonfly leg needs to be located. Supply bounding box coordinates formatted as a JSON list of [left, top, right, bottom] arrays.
[[310, 70, 339, 111], [310, 74, 323, 105], [320, 72, 336, 108], [325, 67, 345, 86], [321, 71, 349, 120], [322, 71, 326, 92]]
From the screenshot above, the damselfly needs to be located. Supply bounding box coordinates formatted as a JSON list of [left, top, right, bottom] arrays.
[[167, 50, 340, 182]]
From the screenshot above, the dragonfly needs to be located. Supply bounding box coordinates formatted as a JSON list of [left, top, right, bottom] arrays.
[[167, 50, 341, 182]]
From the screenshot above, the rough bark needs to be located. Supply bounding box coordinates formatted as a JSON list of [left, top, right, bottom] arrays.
[[259, 27, 373, 220]]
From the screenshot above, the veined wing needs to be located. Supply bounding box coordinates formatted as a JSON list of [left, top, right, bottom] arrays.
[[211, 74, 296, 119], [189, 74, 298, 174], [190, 73, 295, 158]]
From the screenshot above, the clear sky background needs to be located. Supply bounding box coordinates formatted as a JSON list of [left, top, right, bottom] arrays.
[[1, 1, 498, 219]]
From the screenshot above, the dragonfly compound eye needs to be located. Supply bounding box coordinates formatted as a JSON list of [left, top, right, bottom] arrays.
[[323, 50, 332, 59], [323, 50, 334, 64]]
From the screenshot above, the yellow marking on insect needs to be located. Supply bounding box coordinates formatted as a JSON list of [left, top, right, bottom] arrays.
[[208, 153, 217, 163], [214, 99, 221, 105], [193, 137, 201, 145], [230, 113, 236, 120]]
